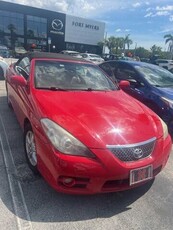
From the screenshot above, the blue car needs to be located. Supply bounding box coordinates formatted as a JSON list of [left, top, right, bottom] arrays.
[[99, 60, 173, 134]]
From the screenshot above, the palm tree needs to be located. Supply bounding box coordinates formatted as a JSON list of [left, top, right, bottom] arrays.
[[104, 36, 117, 54], [114, 37, 124, 54], [164, 34, 173, 59], [123, 34, 133, 52], [150, 45, 162, 55]]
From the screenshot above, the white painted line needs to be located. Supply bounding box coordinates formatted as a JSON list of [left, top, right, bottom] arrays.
[[0, 115, 33, 230]]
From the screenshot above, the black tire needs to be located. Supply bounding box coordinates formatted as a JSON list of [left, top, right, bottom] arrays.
[[24, 123, 39, 174], [0, 67, 4, 80]]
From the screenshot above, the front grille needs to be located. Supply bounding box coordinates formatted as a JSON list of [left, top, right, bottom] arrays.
[[107, 137, 156, 162]]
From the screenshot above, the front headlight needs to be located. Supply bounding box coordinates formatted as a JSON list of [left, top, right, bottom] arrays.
[[41, 118, 95, 158], [158, 116, 168, 139], [161, 97, 173, 109]]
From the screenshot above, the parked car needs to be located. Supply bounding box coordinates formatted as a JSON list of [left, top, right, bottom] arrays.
[[59, 50, 82, 58], [14, 46, 27, 58], [140, 58, 150, 63], [0, 57, 18, 80], [6, 52, 171, 194], [102, 53, 120, 61], [80, 53, 104, 64], [155, 59, 173, 73], [0, 56, 8, 80], [99, 60, 173, 134], [0, 45, 10, 58]]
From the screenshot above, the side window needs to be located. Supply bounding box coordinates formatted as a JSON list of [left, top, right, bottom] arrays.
[[116, 64, 145, 87], [16, 57, 30, 79], [81, 54, 87, 58], [99, 63, 114, 78], [157, 60, 167, 64]]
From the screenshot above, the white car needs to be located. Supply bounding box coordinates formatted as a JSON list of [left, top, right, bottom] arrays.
[[155, 59, 173, 73], [59, 50, 82, 58], [0, 57, 8, 80], [80, 53, 104, 64], [0, 57, 18, 80]]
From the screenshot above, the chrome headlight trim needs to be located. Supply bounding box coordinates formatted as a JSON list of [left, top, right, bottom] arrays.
[[158, 116, 168, 139], [41, 118, 95, 158]]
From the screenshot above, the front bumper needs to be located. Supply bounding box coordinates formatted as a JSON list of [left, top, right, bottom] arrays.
[[36, 134, 172, 195]]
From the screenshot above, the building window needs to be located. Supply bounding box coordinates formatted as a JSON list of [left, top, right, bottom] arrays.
[[27, 15, 47, 39], [0, 10, 24, 35]]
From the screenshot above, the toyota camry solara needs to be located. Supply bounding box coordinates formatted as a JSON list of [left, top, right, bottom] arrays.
[[6, 52, 172, 194]]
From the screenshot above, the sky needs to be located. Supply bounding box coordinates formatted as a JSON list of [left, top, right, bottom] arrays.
[[2, 0, 173, 50]]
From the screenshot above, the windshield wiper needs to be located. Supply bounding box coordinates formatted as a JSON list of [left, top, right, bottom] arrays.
[[153, 84, 161, 87], [80, 88, 114, 91], [36, 87, 68, 91]]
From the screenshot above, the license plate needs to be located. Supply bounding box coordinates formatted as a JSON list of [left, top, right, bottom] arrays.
[[130, 165, 153, 186]]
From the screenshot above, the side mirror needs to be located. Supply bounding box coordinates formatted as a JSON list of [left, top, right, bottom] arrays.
[[11, 75, 27, 87], [119, 80, 130, 89]]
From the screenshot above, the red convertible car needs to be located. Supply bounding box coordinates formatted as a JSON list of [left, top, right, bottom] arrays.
[[6, 52, 172, 194]]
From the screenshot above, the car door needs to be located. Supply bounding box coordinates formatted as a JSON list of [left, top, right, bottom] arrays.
[[114, 63, 151, 104], [11, 57, 31, 127]]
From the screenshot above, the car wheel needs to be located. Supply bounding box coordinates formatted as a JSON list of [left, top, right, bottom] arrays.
[[24, 123, 39, 174], [0, 67, 4, 80]]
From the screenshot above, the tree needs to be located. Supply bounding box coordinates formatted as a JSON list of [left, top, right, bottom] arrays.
[[150, 45, 162, 55], [123, 34, 133, 52], [115, 37, 124, 54], [164, 34, 173, 59], [104, 36, 117, 54], [134, 47, 150, 58]]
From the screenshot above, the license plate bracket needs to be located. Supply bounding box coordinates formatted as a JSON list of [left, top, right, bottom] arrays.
[[130, 165, 153, 186]]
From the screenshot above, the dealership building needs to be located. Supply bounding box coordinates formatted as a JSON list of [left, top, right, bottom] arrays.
[[0, 1, 105, 54]]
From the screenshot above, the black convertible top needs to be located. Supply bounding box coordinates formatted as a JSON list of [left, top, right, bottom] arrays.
[[17, 51, 90, 63]]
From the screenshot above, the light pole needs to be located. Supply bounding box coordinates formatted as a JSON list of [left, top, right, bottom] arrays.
[[103, 31, 107, 54], [134, 42, 137, 56], [48, 37, 51, 52]]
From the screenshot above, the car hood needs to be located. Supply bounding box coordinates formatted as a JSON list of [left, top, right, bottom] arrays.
[[33, 89, 161, 148], [156, 86, 173, 99]]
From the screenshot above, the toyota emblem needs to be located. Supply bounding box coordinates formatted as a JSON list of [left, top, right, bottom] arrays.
[[52, 19, 63, 31], [133, 148, 143, 159]]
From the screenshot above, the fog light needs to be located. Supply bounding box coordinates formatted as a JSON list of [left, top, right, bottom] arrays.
[[62, 177, 76, 187]]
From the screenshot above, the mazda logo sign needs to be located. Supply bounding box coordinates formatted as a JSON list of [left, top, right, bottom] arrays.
[[133, 148, 143, 159], [52, 19, 63, 31]]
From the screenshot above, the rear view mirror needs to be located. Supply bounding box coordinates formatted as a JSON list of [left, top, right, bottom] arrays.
[[15, 66, 29, 79]]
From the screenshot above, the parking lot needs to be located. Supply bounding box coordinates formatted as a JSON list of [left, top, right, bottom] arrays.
[[0, 79, 173, 230]]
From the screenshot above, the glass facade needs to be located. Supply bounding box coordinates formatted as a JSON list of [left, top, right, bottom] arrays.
[[27, 15, 47, 39], [0, 2, 101, 54], [0, 10, 24, 50], [0, 10, 47, 51], [66, 42, 99, 54], [0, 10, 24, 35], [26, 15, 47, 51]]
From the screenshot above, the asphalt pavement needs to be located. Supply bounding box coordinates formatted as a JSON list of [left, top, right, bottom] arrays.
[[0, 79, 173, 230]]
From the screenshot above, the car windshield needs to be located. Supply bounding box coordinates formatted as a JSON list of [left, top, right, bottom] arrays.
[[34, 60, 117, 91], [134, 64, 173, 87]]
